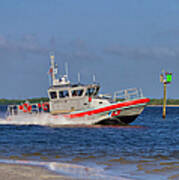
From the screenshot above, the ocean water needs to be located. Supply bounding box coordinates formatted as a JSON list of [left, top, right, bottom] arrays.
[[0, 106, 179, 180]]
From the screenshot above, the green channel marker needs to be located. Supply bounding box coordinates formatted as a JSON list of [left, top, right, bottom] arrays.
[[166, 73, 172, 83]]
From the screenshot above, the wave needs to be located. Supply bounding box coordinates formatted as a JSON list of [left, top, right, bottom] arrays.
[[0, 159, 128, 180]]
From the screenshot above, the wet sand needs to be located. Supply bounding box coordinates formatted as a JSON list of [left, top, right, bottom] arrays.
[[0, 163, 131, 180], [0, 163, 72, 180]]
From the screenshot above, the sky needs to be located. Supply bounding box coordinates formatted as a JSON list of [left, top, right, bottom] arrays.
[[0, 0, 179, 99]]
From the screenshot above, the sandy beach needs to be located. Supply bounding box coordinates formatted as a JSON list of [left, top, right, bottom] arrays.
[[0, 163, 72, 180]]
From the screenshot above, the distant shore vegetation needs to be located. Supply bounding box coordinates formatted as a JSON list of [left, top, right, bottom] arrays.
[[0, 97, 49, 105], [148, 99, 179, 105], [0, 98, 179, 105]]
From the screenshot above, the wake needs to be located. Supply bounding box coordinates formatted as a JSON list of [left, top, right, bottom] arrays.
[[0, 113, 99, 126]]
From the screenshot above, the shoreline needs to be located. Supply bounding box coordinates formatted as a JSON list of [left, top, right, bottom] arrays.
[[147, 105, 179, 107], [0, 159, 129, 180], [0, 163, 72, 180]]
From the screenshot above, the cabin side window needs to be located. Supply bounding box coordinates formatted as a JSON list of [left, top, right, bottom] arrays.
[[94, 87, 100, 96], [77, 89, 84, 96], [86, 88, 95, 96], [72, 89, 84, 97], [59, 90, 69, 98], [50, 91, 57, 99]]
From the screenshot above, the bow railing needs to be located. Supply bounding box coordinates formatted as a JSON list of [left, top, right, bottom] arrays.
[[113, 88, 143, 102]]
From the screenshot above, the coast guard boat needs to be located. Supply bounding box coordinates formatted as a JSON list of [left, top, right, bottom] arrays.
[[7, 54, 150, 125]]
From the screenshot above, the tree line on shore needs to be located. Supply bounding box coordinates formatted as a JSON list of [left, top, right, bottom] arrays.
[[0, 98, 179, 105], [148, 99, 179, 105], [0, 98, 49, 105]]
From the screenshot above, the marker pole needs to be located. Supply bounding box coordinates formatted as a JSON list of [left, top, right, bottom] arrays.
[[162, 82, 167, 119], [160, 71, 172, 119]]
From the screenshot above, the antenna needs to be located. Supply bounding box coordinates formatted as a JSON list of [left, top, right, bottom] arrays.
[[78, 72, 81, 83], [50, 51, 55, 61], [93, 74, 96, 83], [65, 62, 68, 77]]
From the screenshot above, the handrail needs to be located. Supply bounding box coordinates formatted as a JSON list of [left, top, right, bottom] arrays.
[[6, 102, 49, 116], [113, 88, 143, 102]]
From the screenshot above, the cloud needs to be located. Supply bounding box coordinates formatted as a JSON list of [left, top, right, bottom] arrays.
[[55, 50, 101, 63], [68, 38, 87, 50], [0, 35, 8, 47], [56, 38, 101, 62], [72, 50, 100, 61], [0, 34, 49, 56], [154, 28, 179, 41], [0, 34, 101, 63], [105, 44, 179, 60]]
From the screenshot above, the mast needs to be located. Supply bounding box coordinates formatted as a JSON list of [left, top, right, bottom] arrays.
[[50, 53, 55, 84], [49, 52, 70, 86], [49, 52, 58, 86]]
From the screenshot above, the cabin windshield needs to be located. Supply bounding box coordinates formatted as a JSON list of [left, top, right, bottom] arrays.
[[59, 90, 69, 98], [50, 91, 57, 99], [72, 89, 84, 97]]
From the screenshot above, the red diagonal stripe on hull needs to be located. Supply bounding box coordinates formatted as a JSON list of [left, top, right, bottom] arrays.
[[66, 98, 150, 119]]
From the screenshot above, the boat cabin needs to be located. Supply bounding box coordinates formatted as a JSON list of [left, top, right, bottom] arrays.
[[48, 83, 100, 114]]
